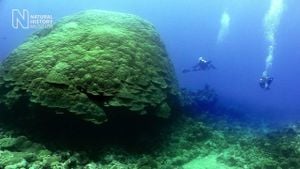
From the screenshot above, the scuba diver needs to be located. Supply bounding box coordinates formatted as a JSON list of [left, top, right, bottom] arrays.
[[259, 75, 274, 90], [182, 56, 216, 73]]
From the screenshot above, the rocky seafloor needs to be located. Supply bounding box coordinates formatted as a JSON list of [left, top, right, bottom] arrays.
[[1, 108, 300, 169]]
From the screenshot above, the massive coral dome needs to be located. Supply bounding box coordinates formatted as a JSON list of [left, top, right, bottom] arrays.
[[0, 10, 179, 124]]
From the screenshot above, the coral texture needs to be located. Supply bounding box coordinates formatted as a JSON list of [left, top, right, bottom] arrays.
[[0, 10, 179, 124]]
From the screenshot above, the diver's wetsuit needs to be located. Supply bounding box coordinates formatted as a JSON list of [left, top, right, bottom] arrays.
[[192, 60, 215, 71], [259, 76, 273, 90], [183, 57, 215, 73]]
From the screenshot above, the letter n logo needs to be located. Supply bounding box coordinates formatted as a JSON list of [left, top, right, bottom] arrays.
[[12, 9, 29, 29]]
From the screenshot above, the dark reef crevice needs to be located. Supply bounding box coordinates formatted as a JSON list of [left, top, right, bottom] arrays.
[[0, 104, 177, 154]]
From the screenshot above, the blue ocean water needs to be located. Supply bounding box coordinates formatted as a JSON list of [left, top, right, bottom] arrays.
[[1, 0, 300, 124]]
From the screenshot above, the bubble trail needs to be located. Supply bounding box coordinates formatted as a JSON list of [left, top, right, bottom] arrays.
[[217, 11, 231, 44], [262, 0, 284, 77]]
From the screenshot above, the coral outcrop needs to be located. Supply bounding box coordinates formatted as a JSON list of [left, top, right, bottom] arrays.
[[0, 10, 179, 124], [181, 85, 217, 111]]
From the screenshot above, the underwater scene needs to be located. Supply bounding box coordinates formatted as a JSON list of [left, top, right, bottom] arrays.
[[1, 0, 300, 168]]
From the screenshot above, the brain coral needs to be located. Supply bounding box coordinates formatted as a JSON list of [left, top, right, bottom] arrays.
[[0, 10, 180, 124]]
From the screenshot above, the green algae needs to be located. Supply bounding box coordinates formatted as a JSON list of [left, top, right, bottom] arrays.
[[0, 10, 180, 124]]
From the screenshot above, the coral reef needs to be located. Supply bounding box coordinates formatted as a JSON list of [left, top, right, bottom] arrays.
[[0, 9, 298, 169], [0, 117, 211, 169], [1, 110, 299, 169], [257, 123, 300, 169], [0, 10, 180, 124]]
